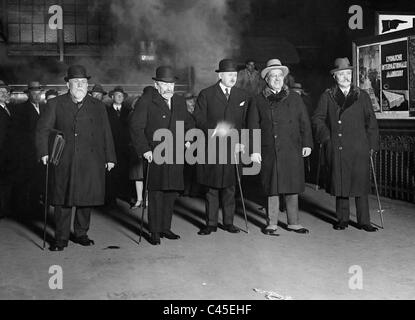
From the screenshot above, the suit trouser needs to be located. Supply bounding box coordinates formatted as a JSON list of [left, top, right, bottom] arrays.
[[267, 194, 300, 226], [336, 196, 370, 226], [206, 186, 236, 227], [54, 206, 92, 246], [148, 191, 179, 233]]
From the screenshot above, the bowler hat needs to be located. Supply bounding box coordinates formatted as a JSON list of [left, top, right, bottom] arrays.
[[330, 57, 354, 75], [215, 59, 238, 73], [261, 59, 289, 79], [152, 66, 178, 83], [90, 84, 107, 95], [45, 89, 59, 99], [64, 64, 91, 82], [0, 80, 11, 92], [183, 92, 197, 100], [109, 86, 128, 98], [24, 81, 43, 93]]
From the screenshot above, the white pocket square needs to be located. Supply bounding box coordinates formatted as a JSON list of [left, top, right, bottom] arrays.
[[239, 101, 246, 107]]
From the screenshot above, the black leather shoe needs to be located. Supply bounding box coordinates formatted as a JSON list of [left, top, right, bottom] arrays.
[[161, 230, 180, 240], [223, 224, 240, 233], [358, 224, 378, 232], [49, 242, 67, 251], [262, 228, 280, 236], [333, 222, 348, 230], [149, 233, 161, 245], [198, 226, 217, 235], [288, 227, 309, 234], [73, 236, 95, 246]]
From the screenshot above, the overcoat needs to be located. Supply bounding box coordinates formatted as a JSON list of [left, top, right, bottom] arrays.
[[312, 85, 379, 197], [35, 93, 117, 206], [13, 101, 45, 174], [129, 89, 194, 191], [0, 106, 15, 183], [247, 86, 313, 195], [192, 82, 249, 189]]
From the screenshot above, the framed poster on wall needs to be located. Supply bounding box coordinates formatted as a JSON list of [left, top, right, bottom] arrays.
[[353, 28, 415, 119]]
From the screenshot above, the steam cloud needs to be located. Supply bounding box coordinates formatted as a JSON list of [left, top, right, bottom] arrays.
[[0, 0, 250, 94]]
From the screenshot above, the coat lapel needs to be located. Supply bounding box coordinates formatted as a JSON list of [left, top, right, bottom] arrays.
[[329, 85, 360, 117], [214, 82, 229, 107], [153, 93, 171, 115]]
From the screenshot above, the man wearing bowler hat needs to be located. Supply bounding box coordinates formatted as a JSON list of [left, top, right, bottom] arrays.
[[89, 84, 107, 102], [130, 66, 194, 245], [312, 57, 379, 232], [193, 59, 249, 235], [13, 81, 47, 218], [105, 86, 133, 206], [36, 65, 117, 251], [0, 80, 15, 219]]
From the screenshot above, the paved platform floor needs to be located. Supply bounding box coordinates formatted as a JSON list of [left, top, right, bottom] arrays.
[[0, 185, 414, 300]]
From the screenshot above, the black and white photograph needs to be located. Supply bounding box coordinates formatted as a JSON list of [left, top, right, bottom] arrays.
[[1, 0, 415, 307]]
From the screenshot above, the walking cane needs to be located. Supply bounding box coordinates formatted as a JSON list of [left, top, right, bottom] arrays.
[[139, 159, 150, 243], [315, 143, 323, 190], [370, 153, 385, 229], [42, 161, 49, 250], [234, 152, 249, 234]]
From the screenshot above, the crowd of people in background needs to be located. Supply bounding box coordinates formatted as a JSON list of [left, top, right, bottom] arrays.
[[0, 56, 380, 251]]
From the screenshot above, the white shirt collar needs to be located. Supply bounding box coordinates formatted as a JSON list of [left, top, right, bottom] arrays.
[[219, 81, 232, 95], [113, 103, 122, 111], [31, 101, 40, 113]]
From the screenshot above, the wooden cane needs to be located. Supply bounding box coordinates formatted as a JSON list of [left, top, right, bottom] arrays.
[[234, 152, 249, 234], [139, 159, 150, 243]]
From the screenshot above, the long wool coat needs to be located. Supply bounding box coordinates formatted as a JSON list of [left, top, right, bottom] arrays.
[[192, 82, 249, 189], [247, 86, 313, 195], [12, 101, 46, 174], [35, 93, 117, 206], [129, 89, 194, 191], [312, 85, 379, 197]]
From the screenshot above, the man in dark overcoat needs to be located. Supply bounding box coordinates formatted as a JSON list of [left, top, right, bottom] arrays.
[[312, 58, 379, 232], [247, 59, 313, 236], [129, 66, 194, 245], [13, 81, 46, 217], [0, 81, 14, 219], [105, 86, 132, 205], [36, 65, 116, 251], [192, 59, 249, 235]]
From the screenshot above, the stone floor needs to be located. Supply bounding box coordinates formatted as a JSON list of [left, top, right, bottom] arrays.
[[0, 184, 414, 300]]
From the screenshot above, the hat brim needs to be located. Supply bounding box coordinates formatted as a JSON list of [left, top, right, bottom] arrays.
[[24, 87, 43, 93], [64, 76, 91, 82], [261, 66, 289, 79], [152, 77, 178, 83], [90, 90, 107, 95], [330, 66, 354, 75], [215, 69, 238, 73], [109, 91, 128, 98]]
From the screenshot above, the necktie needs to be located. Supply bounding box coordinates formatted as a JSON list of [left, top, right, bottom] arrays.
[[225, 88, 230, 101], [165, 99, 171, 110]]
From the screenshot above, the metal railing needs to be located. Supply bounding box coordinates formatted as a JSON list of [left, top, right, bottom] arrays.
[[371, 134, 415, 203]]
